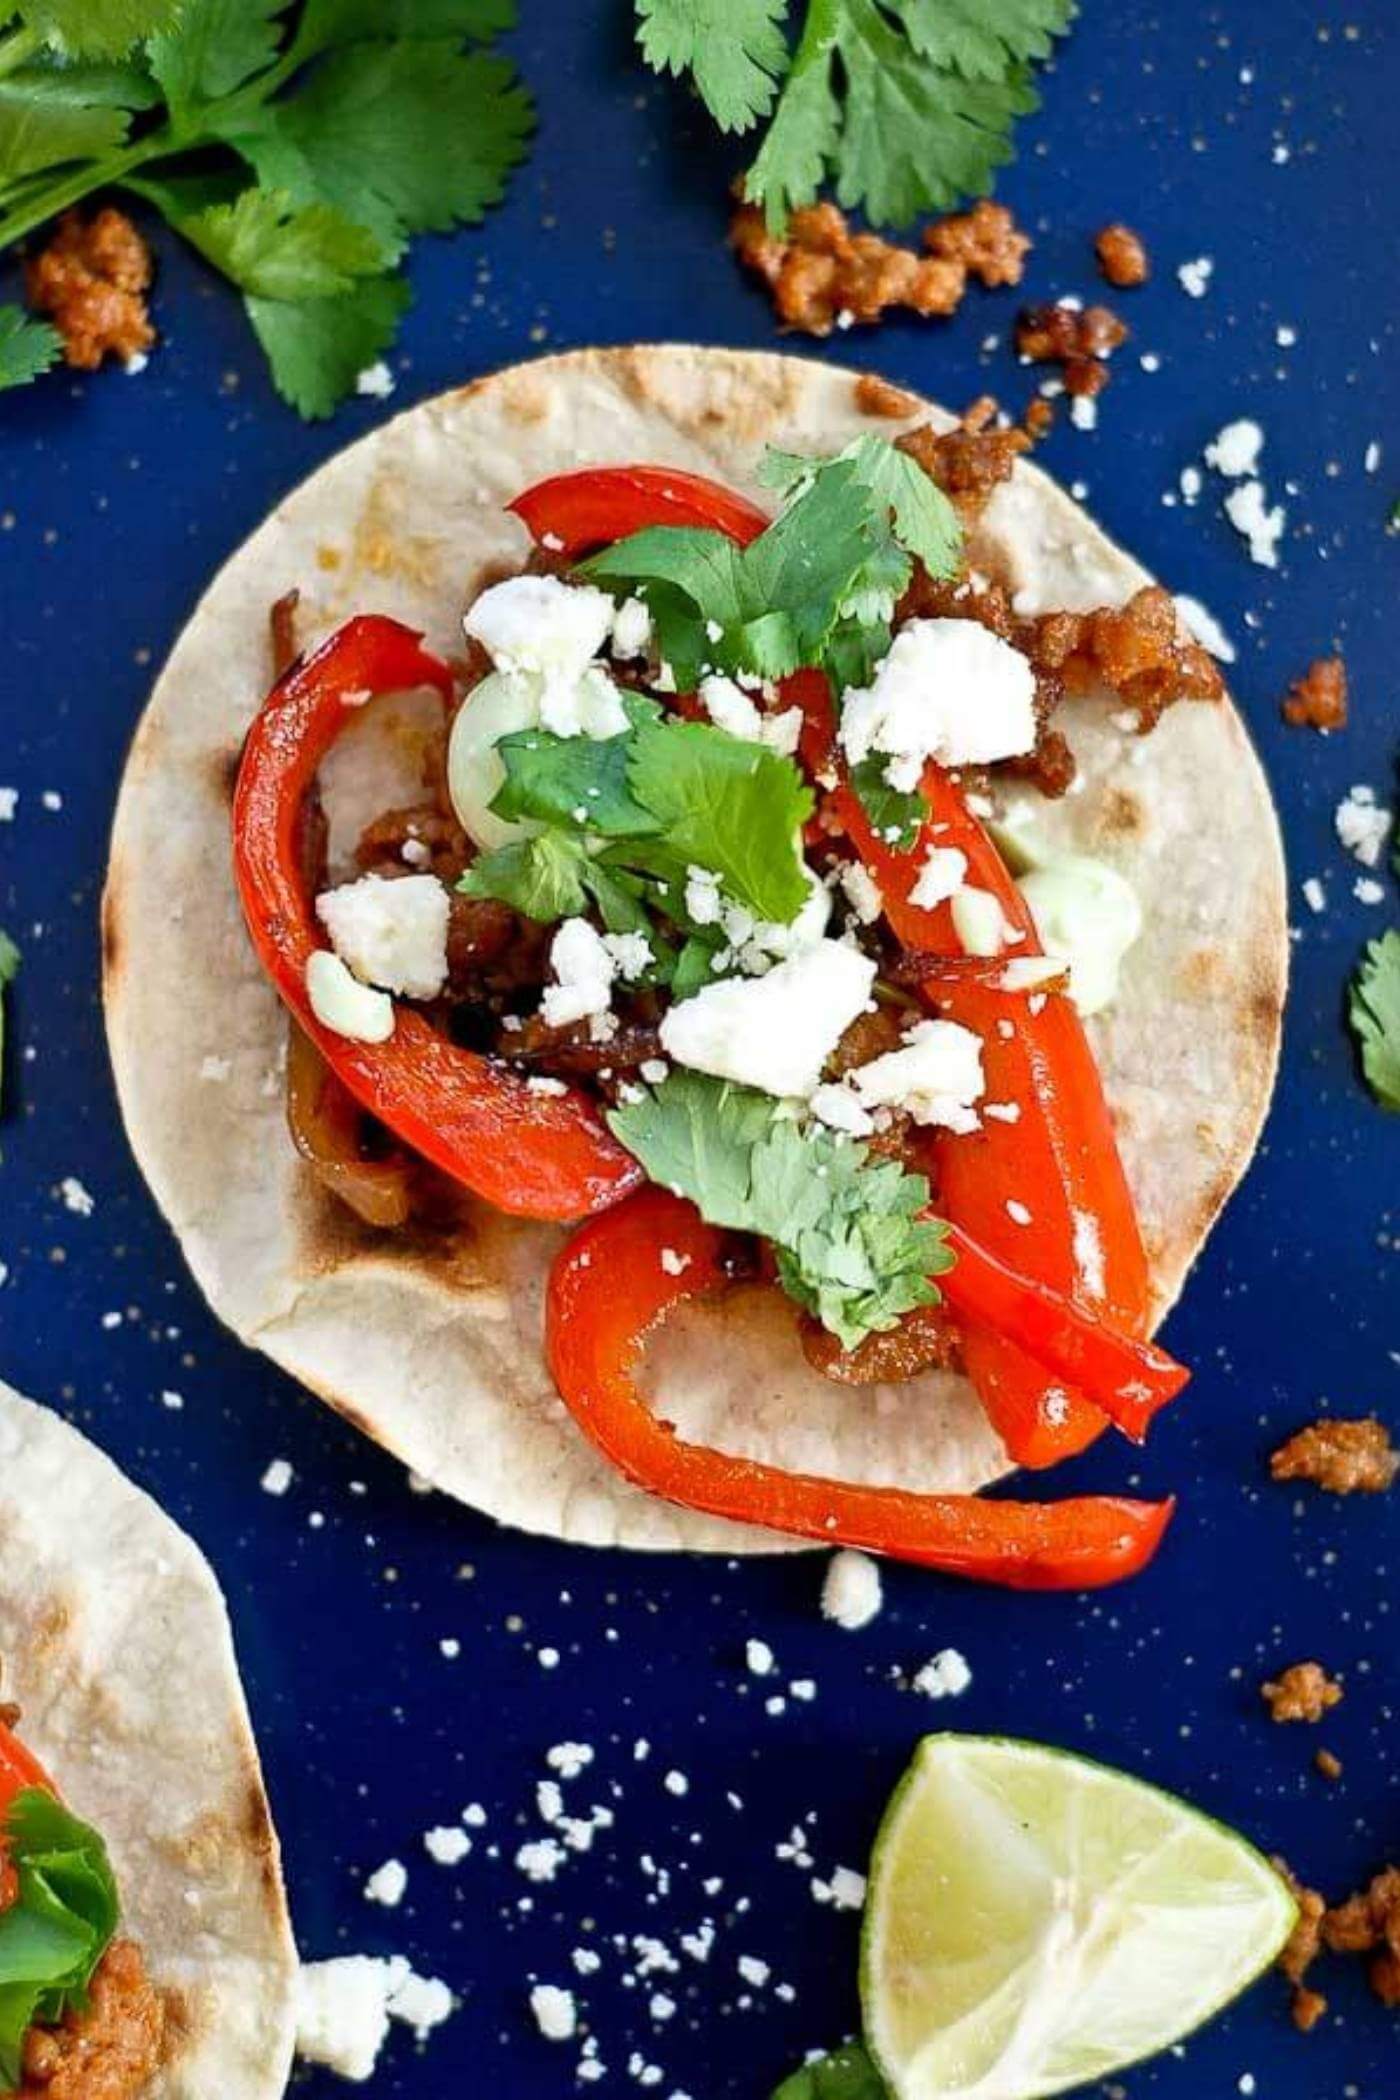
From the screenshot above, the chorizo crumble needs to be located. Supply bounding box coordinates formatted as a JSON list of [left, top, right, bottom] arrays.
[[1314, 1748, 1343, 1782], [1281, 655, 1348, 731], [1095, 223, 1150, 288], [730, 198, 1029, 338], [19, 1939, 164, 2100], [1015, 299, 1128, 407], [1279, 1860, 1400, 2028], [1261, 1662, 1342, 1724], [1270, 1416, 1398, 1495], [24, 210, 154, 372]]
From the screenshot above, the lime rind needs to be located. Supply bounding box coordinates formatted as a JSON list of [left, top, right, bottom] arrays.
[[861, 1734, 1297, 2100]]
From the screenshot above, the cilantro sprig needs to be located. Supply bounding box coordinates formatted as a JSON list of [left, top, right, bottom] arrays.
[[609, 1070, 952, 1350], [1350, 928, 1400, 1112], [461, 695, 815, 972], [771, 2042, 888, 2100], [636, 0, 1076, 229], [583, 434, 960, 693], [0, 1788, 120, 2085], [0, 1, 533, 416]]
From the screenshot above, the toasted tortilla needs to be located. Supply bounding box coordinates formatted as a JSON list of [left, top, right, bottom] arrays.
[[103, 346, 1287, 1554], [0, 1381, 297, 2093]]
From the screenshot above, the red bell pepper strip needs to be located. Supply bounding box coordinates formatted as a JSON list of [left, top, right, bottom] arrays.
[[833, 768, 1153, 1467], [232, 614, 642, 1223], [547, 1188, 1175, 1590], [0, 1720, 52, 1910], [510, 465, 770, 560]]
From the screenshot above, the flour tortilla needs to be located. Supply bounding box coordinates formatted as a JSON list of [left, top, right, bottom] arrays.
[[103, 346, 1287, 1555], [0, 1380, 296, 2093]]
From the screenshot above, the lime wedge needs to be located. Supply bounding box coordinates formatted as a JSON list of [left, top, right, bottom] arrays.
[[862, 1735, 1295, 2100]]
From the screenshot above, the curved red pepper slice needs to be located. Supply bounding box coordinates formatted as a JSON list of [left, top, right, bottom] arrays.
[[546, 1189, 1174, 1589], [0, 1720, 53, 1908], [232, 614, 642, 1223], [834, 771, 1153, 1465], [510, 465, 770, 560]]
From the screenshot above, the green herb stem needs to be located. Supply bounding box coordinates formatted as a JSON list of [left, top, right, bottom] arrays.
[[0, 24, 42, 85], [0, 131, 172, 248]]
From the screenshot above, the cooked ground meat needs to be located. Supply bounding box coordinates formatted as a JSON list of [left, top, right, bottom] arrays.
[[445, 895, 550, 1001], [25, 210, 154, 372], [1270, 1416, 1399, 1494], [19, 1939, 163, 2099], [731, 200, 968, 336], [854, 373, 922, 421], [1262, 1662, 1343, 1724], [896, 396, 1050, 522], [1095, 223, 1150, 288], [799, 1301, 960, 1385], [1282, 656, 1348, 731], [1274, 1858, 1400, 2030], [356, 804, 471, 884], [1315, 1748, 1343, 1782], [503, 1013, 663, 1089], [1028, 586, 1224, 727], [1016, 301, 1128, 364], [923, 201, 1031, 287]]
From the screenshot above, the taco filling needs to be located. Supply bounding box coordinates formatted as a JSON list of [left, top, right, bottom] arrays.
[[231, 412, 1230, 1590], [0, 1713, 161, 2099]]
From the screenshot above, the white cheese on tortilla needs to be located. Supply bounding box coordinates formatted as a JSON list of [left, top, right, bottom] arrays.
[[316, 872, 449, 999], [660, 940, 875, 1099], [839, 618, 1037, 788]]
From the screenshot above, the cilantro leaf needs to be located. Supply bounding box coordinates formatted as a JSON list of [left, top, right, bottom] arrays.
[[0, 78, 131, 180], [179, 188, 390, 298], [627, 715, 813, 923], [635, 0, 790, 133], [492, 700, 662, 838], [17, 0, 179, 61], [459, 832, 592, 922], [638, 0, 1075, 230], [293, 0, 518, 60], [849, 755, 922, 851], [610, 1071, 951, 1349], [246, 273, 410, 418], [0, 307, 61, 388], [224, 43, 534, 261], [146, 0, 283, 131], [0, 929, 19, 1112], [772, 2042, 889, 2100], [0, 1789, 120, 2087], [1350, 929, 1400, 1112], [583, 435, 960, 692]]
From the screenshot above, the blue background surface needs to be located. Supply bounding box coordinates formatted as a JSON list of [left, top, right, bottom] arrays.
[[1, 3, 1397, 2094]]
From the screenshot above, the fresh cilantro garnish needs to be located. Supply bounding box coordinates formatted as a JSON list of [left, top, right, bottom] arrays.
[[583, 434, 961, 694], [0, 306, 60, 389], [635, 0, 1076, 228], [0, 1788, 120, 2087], [1350, 929, 1400, 1112], [461, 704, 813, 947], [772, 2042, 889, 2100], [0, 929, 18, 1114], [0, 2, 532, 417], [609, 1070, 952, 1349]]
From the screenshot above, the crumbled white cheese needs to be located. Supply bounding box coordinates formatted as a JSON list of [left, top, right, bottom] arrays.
[[809, 1083, 875, 1138], [659, 941, 876, 1100], [464, 573, 614, 693], [746, 1638, 776, 1677], [610, 595, 653, 660], [1176, 256, 1214, 298], [1301, 876, 1326, 915], [59, 1176, 95, 1217], [821, 1550, 883, 1631], [316, 873, 449, 1000], [1223, 479, 1286, 568], [1335, 786, 1392, 868], [542, 918, 616, 1031], [529, 1984, 577, 2042], [424, 1825, 471, 1865], [839, 619, 1037, 787], [0, 789, 16, 821], [1356, 876, 1386, 905], [909, 845, 968, 911], [813, 1866, 867, 1911], [1204, 419, 1264, 478], [295, 1958, 394, 2081], [848, 1018, 984, 1134], [261, 1458, 293, 1496], [538, 664, 630, 740], [838, 861, 883, 926], [1174, 594, 1237, 664], [698, 675, 801, 755], [354, 360, 395, 399], [306, 951, 394, 1043], [386, 1967, 454, 2040], [363, 1857, 407, 1907], [659, 1247, 690, 1277], [603, 930, 653, 981], [1070, 393, 1097, 432], [951, 886, 1010, 957], [913, 1649, 973, 1699]]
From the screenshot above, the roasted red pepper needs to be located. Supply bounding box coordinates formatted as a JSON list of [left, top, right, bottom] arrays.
[[0, 1719, 52, 1909], [547, 1189, 1174, 1589], [510, 465, 769, 559], [232, 614, 642, 1222]]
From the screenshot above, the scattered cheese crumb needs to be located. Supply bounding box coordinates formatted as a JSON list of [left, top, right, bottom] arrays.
[[913, 1649, 973, 1699], [821, 1550, 883, 1630], [261, 1458, 293, 1496], [745, 1638, 776, 1677], [1335, 787, 1392, 869], [1177, 256, 1214, 298], [355, 361, 396, 399], [59, 1176, 95, 1217], [529, 1984, 577, 2042], [363, 1858, 407, 1908], [424, 1826, 471, 1866], [1204, 418, 1264, 478]]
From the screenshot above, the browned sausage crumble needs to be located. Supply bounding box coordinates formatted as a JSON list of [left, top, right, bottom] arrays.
[[730, 198, 1029, 337], [1261, 1662, 1343, 1724], [19, 1939, 164, 2099], [24, 210, 154, 372], [1095, 223, 1150, 288], [1282, 656, 1348, 731], [1015, 299, 1129, 408], [1270, 1417, 1399, 1495], [1314, 1748, 1343, 1782], [1276, 1859, 1400, 2030]]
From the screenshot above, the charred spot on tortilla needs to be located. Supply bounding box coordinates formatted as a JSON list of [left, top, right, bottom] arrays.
[[100, 879, 123, 983], [1095, 785, 1147, 840]]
